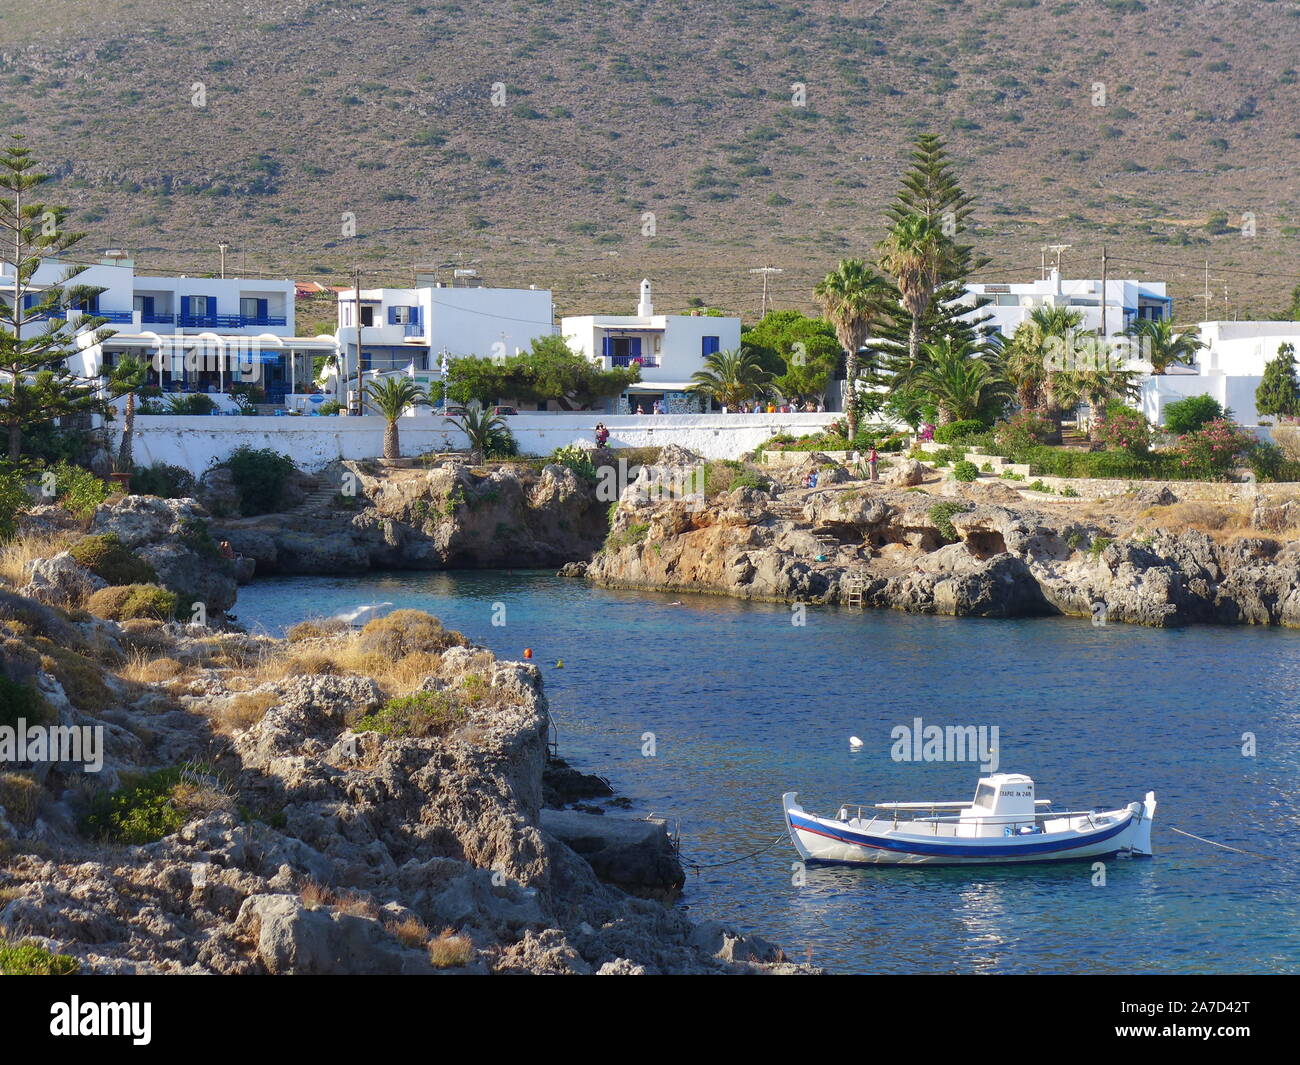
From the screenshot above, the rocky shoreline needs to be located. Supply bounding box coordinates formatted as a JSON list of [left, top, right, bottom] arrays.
[[586, 456, 1300, 629], [0, 494, 812, 975]]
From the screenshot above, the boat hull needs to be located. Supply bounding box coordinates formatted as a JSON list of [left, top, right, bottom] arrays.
[[783, 792, 1156, 867]]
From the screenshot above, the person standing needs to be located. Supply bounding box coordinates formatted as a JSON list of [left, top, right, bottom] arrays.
[[868, 446, 879, 482]]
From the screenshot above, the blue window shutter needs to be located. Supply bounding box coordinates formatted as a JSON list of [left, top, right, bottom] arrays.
[[206, 296, 217, 318], [629, 337, 642, 358], [388, 306, 398, 325], [702, 335, 719, 355], [257, 298, 268, 318], [602, 336, 612, 357], [411, 306, 421, 326]]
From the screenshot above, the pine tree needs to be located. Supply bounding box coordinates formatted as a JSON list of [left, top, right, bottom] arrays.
[[1256, 342, 1300, 419], [871, 134, 995, 379], [0, 135, 117, 462]]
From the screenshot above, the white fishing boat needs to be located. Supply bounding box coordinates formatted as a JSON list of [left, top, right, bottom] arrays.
[[783, 773, 1156, 866]]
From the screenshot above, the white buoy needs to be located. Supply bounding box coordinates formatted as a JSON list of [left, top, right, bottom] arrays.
[[849, 736, 864, 750]]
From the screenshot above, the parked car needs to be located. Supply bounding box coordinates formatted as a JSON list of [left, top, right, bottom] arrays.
[[442, 405, 468, 417], [491, 405, 519, 416]]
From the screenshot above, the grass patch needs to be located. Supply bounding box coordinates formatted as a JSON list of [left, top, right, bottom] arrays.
[[0, 937, 79, 975], [86, 583, 178, 622], [428, 927, 475, 969], [352, 690, 468, 739], [81, 767, 188, 844]]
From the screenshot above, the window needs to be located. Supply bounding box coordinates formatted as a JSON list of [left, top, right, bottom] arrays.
[[360, 305, 375, 327], [702, 335, 720, 356], [390, 305, 412, 325], [240, 297, 269, 320], [974, 783, 997, 809], [184, 295, 209, 318]]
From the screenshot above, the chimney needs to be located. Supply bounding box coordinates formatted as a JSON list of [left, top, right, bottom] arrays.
[[637, 278, 653, 317]]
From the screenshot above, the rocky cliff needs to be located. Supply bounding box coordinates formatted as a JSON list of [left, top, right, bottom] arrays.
[[0, 591, 806, 974], [587, 471, 1300, 629], [215, 460, 609, 576]]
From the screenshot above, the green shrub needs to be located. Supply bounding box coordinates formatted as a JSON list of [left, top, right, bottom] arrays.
[[730, 469, 771, 492], [1094, 408, 1152, 454], [1163, 394, 1225, 434], [993, 411, 1053, 453], [1167, 419, 1255, 480], [69, 534, 157, 585], [1247, 442, 1286, 482], [49, 462, 111, 517], [86, 583, 178, 621], [0, 938, 79, 975], [353, 690, 468, 739], [0, 463, 27, 541], [934, 419, 987, 444], [166, 393, 219, 416], [129, 462, 197, 499], [220, 445, 297, 515], [929, 501, 965, 541], [605, 521, 650, 550], [1089, 536, 1113, 559], [0, 675, 55, 731], [548, 444, 597, 482], [952, 460, 980, 482], [81, 767, 187, 844], [318, 400, 344, 415]]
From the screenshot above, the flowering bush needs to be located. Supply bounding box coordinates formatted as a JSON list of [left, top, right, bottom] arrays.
[[993, 410, 1053, 454], [1169, 418, 1255, 480], [1094, 408, 1152, 454]]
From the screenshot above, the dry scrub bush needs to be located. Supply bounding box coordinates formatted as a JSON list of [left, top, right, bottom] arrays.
[[428, 928, 475, 969], [356, 610, 467, 658], [286, 617, 348, 642], [0, 529, 77, 588], [386, 916, 430, 949], [298, 882, 380, 919], [0, 773, 40, 827], [220, 690, 278, 732], [120, 653, 185, 685], [1141, 502, 1252, 537]]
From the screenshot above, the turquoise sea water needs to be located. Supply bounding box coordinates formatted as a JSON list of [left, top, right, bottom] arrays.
[[233, 571, 1300, 975]]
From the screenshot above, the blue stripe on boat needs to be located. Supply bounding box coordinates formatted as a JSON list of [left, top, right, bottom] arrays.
[[788, 811, 1131, 858]]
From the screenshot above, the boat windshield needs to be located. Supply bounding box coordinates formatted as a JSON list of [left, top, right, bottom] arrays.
[[974, 783, 997, 808]]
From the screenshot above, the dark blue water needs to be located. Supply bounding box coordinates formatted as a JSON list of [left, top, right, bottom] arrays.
[[233, 571, 1300, 974]]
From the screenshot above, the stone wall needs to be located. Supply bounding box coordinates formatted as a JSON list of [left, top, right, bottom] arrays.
[[112, 413, 838, 474]]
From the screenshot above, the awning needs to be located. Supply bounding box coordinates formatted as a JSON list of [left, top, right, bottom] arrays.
[[623, 381, 694, 392]]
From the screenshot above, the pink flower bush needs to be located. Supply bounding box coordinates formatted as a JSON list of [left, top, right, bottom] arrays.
[[1170, 418, 1255, 480], [994, 410, 1053, 454], [1095, 409, 1151, 454]]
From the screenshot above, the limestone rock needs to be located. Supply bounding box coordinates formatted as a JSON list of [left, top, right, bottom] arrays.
[[20, 552, 107, 606]]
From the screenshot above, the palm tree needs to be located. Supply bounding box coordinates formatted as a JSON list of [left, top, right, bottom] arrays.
[[450, 402, 510, 464], [813, 259, 891, 440], [365, 376, 428, 460], [687, 347, 773, 410], [1052, 365, 1141, 441], [877, 213, 951, 369], [895, 336, 1010, 424], [1126, 318, 1203, 375], [1001, 307, 1086, 416], [107, 354, 149, 473]]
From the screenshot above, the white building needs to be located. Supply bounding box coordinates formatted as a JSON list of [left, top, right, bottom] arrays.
[[334, 276, 554, 405], [965, 270, 1173, 338], [1139, 321, 1300, 428], [560, 280, 741, 413], [2, 254, 335, 408]]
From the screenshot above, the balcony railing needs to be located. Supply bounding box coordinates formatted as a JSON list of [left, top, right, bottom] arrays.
[[611, 354, 660, 367], [403, 322, 425, 338]]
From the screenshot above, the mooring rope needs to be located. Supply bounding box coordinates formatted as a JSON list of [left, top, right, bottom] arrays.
[[1167, 826, 1277, 861], [679, 834, 788, 871]]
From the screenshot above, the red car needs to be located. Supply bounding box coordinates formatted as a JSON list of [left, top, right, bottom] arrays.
[[491, 406, 519, 416]]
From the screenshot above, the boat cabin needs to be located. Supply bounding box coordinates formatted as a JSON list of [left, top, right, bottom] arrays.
[[961, 773, 1038, 835]]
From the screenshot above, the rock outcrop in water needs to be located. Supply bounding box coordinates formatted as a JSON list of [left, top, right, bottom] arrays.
[[588, 473, 1300, 628], [0, 590, 807, 974], [216, 460, 609, 575]]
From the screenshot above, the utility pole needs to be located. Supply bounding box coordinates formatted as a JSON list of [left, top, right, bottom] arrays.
[[218, 243, 229, 279], [353, 265, 363, 414], [749, 265, 782, 317], [1100, 244, 1108, 340]]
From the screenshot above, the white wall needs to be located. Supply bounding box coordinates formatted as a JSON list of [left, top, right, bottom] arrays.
[[1140, 375, 1263, 427], [113, 413, 840, 474]]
